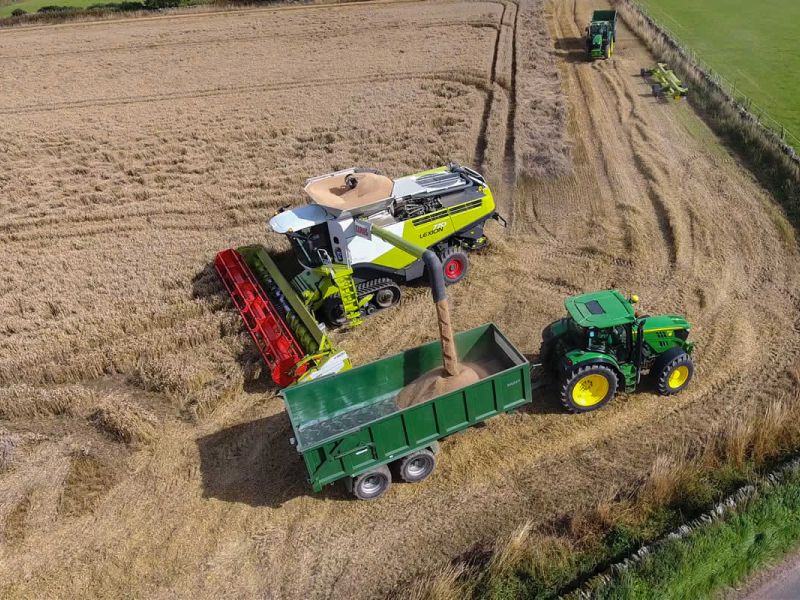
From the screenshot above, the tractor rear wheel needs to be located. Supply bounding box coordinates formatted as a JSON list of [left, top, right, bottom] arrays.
[[654, 350, 694, 395], [561, 364, 618, 413], [398, 449, 436, 483], [440, 246, 469, 285], [351, 465, 392, 500]]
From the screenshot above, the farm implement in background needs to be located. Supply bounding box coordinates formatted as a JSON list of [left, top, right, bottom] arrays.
[[642, 63, 689, 99], [215, 163, 504, 387], [585, 9, 617, 60]]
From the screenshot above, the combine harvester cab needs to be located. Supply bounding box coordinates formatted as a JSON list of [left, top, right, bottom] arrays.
[[586, 10, 617, 60], [216, 163, 503, 388]]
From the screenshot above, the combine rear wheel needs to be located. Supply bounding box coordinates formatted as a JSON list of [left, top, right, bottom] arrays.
[[439, 246, 469, 285], [560, 364, 618, 413], [653, 349, 694, 395]]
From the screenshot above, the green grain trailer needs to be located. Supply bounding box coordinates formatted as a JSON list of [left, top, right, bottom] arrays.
[[586, 9, 617, 60], [282, 323, 530, 500]]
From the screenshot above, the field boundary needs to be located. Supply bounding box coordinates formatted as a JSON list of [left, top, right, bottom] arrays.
[[619, 0, 799, 162], [614, 0, 800, 228], [574, 456, 800, 598]]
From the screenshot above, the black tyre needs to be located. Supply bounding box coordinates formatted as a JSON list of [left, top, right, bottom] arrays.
[[560, 364, 618, 413], [372, 284, 401, 310], [652, 83, 662, 97], [640, 67, 648, 77], [351, 465, 392, 500], [321, 297, 347, 327], [440, 246, 469, 285], [653, 349, 694, 396], [398, 449, 436, 483]]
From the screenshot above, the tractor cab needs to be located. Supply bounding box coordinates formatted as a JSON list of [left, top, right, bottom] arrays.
[[541, 289, 695, 413]]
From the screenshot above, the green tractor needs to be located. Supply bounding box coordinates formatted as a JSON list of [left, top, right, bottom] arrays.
[[585, 10, 617, 60], [541, 290, 695, 412]]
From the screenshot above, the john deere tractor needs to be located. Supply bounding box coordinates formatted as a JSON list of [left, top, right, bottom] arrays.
[[585, 10, 617, 60], [540, 290, 695, 412]]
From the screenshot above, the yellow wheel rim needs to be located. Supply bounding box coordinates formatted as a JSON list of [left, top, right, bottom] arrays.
[[668, 365, 689, 389], [572, 374, 609, 407]]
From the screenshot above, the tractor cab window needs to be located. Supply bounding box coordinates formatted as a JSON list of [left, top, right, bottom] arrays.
[[287, 223, 332, 268], [567, 319, 589, 347]]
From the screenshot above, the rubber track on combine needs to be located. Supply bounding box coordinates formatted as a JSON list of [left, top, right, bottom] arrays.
[[215, 248, 307, 387]]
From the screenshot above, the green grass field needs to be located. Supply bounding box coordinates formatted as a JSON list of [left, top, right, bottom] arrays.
[[588, 467, 800, 599], [0, 0, 100, 17], [637, 0, 800, 147]]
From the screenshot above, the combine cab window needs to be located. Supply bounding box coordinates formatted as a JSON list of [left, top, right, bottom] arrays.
[[288, 224, 332, 269]]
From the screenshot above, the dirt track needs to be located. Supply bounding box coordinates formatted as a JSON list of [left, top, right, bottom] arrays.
[[1, 0, 799, 598]]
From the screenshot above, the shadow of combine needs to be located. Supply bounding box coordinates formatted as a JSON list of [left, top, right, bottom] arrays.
[[197, 412, 349, 507], [554, 35, 589, 64]]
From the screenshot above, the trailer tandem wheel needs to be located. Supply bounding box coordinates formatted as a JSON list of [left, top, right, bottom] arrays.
[[348, 465, 392, 500], [398, 449, 437, 483]]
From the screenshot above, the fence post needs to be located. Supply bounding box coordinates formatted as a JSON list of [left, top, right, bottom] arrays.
[[781, 127, 786, 141]]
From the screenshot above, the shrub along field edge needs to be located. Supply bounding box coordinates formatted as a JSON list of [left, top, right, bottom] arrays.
[[574, 458, 800, 599], [613, 0, 800, 233]]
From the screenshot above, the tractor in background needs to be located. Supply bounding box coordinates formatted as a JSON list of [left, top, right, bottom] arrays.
[[540, 290, 695, 412], [586, 9, 617, 60]]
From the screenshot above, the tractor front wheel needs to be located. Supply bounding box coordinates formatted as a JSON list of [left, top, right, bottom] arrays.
[[561, 364, 618, 413], [440, 247, 469, 285], [654, 350, 694, 395]]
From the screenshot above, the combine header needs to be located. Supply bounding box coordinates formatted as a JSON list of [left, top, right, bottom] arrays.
[[216, 163, 502, 388], [215, 247, 349, 387], [641, 63, 688, 100]]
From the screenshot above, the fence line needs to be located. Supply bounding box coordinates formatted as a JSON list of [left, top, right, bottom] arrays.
[[628, 0, 800, 158]]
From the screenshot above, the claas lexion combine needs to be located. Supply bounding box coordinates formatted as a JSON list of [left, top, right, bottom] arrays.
[[215, 164, 503, 387]]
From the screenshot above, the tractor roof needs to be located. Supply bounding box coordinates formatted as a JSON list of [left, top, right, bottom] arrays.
[[564, 289, 635, 328]]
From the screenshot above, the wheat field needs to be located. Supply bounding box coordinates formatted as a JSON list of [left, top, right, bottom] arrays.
[[0, 0, 798, 598]]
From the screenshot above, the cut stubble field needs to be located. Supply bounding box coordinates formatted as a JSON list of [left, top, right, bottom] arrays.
[[0, 0, 798, 598]]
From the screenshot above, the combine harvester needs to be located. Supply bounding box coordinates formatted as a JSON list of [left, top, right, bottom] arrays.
[[585, 9, 617, 60], [215, 164, 504, 387], [642, 63, 689, 100]]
